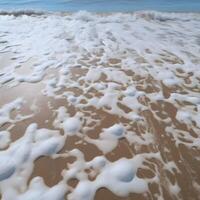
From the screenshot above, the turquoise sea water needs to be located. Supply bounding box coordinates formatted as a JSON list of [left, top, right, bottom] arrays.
[[0, 0, 200, 12]]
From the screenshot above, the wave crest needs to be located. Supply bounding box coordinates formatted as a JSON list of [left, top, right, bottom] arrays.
[[0, 10, 45, 16]]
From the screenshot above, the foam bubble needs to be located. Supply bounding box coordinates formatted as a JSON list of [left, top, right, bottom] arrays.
[[63, 117, 81, 136], [0, 131, 11, 149], [110, 159, 135, 182], [104, 124, 125, 137]]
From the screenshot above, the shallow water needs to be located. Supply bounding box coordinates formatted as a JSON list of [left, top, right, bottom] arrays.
[[0, 11, 200, 200], [0, 0, 200, 12]]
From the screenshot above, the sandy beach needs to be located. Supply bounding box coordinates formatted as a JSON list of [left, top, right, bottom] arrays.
[[0, 11, 200, 200]]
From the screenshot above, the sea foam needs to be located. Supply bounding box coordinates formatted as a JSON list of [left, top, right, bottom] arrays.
[[0, 10, 200, 200]]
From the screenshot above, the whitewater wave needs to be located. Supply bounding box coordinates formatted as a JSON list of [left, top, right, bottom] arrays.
[[0, 9, 199, 22]]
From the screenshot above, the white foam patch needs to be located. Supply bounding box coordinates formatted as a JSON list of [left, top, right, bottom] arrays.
[[65, 153, 148, 200], [53, 107, 82, 136], [85, 124, 125, 154], [63, 117, 81, 136], [0, 131, 11, 149], [85, 68, 102, 82], [0, 98, 36, 134], [15, 177, 67, 200], [0, 123, 65, 199]]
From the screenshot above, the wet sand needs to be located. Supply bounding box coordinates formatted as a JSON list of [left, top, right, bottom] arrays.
[[0, 12, 200, 200], [1, 54, 200, 199]]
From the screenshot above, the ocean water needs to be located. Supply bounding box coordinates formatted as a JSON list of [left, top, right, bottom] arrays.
[[0, 0, 200, 12]]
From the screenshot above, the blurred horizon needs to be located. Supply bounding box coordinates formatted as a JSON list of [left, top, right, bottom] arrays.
[[0, 0, 200, 12]]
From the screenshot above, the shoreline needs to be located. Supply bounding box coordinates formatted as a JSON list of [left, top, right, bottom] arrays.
[[0, 9, 200, 16]]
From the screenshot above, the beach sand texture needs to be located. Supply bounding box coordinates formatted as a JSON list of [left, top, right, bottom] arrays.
[[0, 11, 200, 200]]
